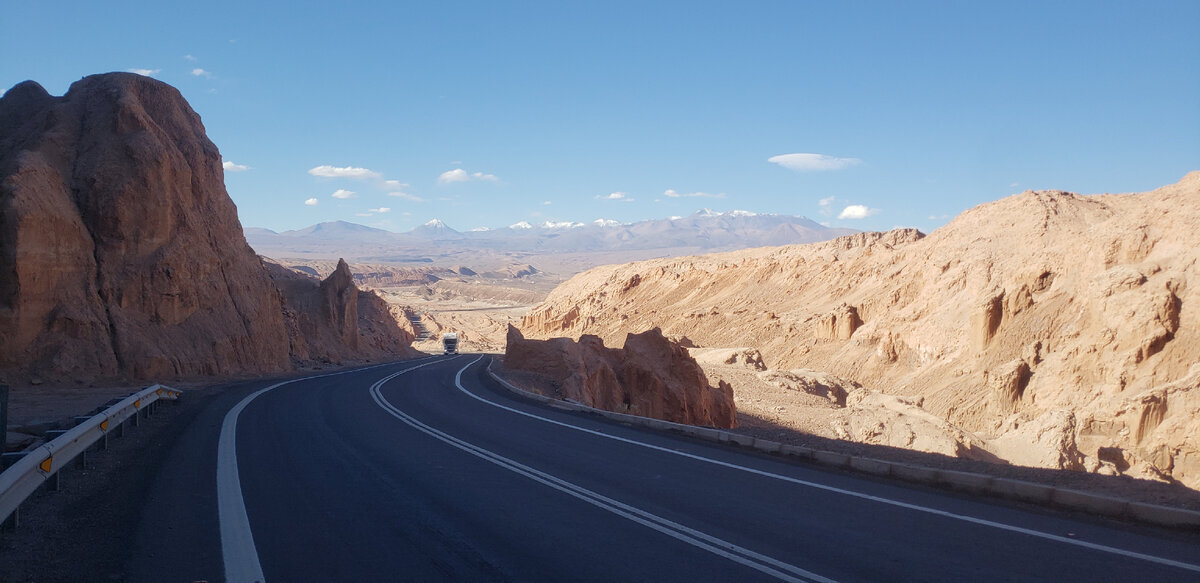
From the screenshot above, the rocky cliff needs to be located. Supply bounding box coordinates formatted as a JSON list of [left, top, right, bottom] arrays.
[[504, 325, 737, 428], [520, 174, 1200, 489], [0, 73, 414, 385], [266, 259, 416, 363], [0, 73, 291, 382]]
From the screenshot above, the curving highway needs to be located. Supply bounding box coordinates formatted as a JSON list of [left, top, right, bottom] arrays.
[[129, 354, 1200, 582]]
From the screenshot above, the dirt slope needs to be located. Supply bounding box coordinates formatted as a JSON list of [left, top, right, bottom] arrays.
[[521, 173, 1200, 489]]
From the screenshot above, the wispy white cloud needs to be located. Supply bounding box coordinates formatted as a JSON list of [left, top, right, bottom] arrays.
[[384, 180, 405, 188], [191, 68, 212, 78], [127, 68, 160, 77], [818, 195, 838, 217], [308, 165, 382, 180], [331, 189, 357, 199], [223, 160, 250, 172], [769, 153, 862, 172], [388, 191, 426, 202], [927, 213, 950, 220], [1010, 182, 1020, 188], [304, 198, 319, 206], [543, 200, 552, 205], [837, 204, 879, 219], [664, 189, 725, 199], [184, 54, 197, 62], [437, 168, 499, 184], [367, 207, 391, 214], [596, 191, 634, 202]]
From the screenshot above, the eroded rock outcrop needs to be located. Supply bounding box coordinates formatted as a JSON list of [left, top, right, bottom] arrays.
[[0, 73, 290, 382], [265, 259, 416, 364], [518, 173, 1200, 488], [504, 325, 736, 428], [0, 74, 415, 385]]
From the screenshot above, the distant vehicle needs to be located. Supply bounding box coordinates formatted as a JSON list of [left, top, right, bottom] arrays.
[[442, 333, 459, 354]]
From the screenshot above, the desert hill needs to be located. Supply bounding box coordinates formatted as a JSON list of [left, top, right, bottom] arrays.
[[520, 173, 1200, 489], [0, 73, 415, 387]]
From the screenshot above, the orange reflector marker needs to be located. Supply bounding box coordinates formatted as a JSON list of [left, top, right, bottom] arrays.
[[157, 388, 163, 396], [39, 456, 53, 473], [101, 420, 109, 431], [135, 399, 141, 409]]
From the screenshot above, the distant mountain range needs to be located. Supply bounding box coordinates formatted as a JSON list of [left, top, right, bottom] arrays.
[[245, 210, 857, 267]]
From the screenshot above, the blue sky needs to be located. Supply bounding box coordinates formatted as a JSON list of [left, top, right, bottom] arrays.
[[3, 1, 1197, 233]]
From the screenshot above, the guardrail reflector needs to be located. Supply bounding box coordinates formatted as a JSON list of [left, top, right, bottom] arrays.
[[39, 456, 53, 473], [157, 388, 163, 396], [135, 399, 141, 409], [101, 420, 109, 431]]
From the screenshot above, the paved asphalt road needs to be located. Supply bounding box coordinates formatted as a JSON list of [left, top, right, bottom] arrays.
[[129, 354, 1200, 582]]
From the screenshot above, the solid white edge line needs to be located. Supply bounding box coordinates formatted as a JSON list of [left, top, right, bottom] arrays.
[[458, 357, 1200, 575], [370, 356, 837, 583], [216, 355, 450, 583]]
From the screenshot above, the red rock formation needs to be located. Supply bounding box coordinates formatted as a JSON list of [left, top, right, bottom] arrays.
[[504, 325, 736, 428], [320, 259, 359, 349], [265, 259, 416, 364], [0, 73, 290, 382], [0, 73, 416, 386]]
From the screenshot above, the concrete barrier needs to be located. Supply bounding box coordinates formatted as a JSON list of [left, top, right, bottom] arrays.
[[849, 457, 892, 477], [483, 357, 1200, 530], [1127, 502, 1200, 528], [1051, 489, 1130, 517], [812, 450, 851, 468], [937, 470, 994, 493], [889, 463, 938, 483], [990, 478, 1054, 504]]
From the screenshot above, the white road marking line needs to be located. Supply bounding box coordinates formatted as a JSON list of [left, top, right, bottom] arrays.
[[371, 356, 838, 583], [217, 355, 450, 583], [457, 357, 1200, 575]]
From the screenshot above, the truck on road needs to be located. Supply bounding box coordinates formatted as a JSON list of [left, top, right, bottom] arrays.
[[442, 333, 459, 354]]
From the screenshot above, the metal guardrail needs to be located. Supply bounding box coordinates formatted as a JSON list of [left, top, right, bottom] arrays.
[[0, 384, 182, 528]]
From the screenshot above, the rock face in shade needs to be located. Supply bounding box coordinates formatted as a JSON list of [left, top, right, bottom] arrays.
[[504, 325, 737, 428], [0, 73, 416, 385], [265, 259, 417, 364], [0, 73, 291, 382], [518, 173, 1200, 488]]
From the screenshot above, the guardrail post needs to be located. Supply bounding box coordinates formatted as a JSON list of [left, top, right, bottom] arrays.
[[1, 384, 8, 455], [133, 408, 140, 427]]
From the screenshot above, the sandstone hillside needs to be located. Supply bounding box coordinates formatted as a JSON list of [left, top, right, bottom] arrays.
[[521, 174, 1200, 489]]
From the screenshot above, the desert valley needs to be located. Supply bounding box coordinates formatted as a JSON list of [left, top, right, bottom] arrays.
[[2, 73, 1199, 506], [4, 3, 1200, 580]]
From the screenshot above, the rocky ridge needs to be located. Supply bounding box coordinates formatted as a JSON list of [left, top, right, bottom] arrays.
[[520, 174, 1200, 489]]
